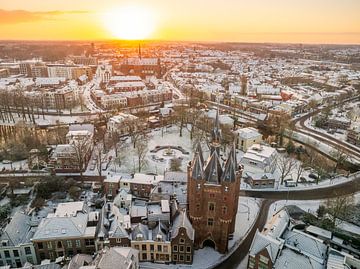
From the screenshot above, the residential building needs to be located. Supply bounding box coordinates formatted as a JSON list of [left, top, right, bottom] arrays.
[[241, 144, 277, 174], [107, 113, 138, 135], [234, 127, 263, 152], [0, 212, 38, 268], [131, 223, 171, 263], [171, 210, 194, 264], [32, 202, 99, 262], [246, 172, 275, 189]]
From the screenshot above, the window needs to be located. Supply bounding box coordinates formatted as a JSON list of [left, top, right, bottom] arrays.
[[38, 242, 44, 249], [47, 241, 53, 249], [116, 238, 122, 243], [142, 245, 147, 251], [157, 245, 162, 252], [142, 253, 147, 260], [196, 204, 200, 211], [39, 252, 46, 260], [75, 240, 81, 248], [57, 241, 63, 248], [25, 247, 32, 255], [173, 254, 178, 261], [222, 206, 227, 214], [259, 255, 269, 264], [68, 250, 74, 256], [49, 252, 54, 260], [186, 246, 191, 253], [67, 240, 72, 248], [4, 250, 10, 258], [0, 261, 3, 267], [179, 238, 185, 244], [163, 246, 168, 252], [208, 203, 215, 211], [85, 239, 94, 246], [150, 244, 154, 251], [248, 256, 255, 269], [13, 250, 19, 257], [209, 193, 215, 198], [179, 255, 184, 261], [186, 255, 191, 262], [6, 260, 11, 266], [27, 257, 34, 264], [173, 245, 178, 252], [179, 245, 184, 252], [133, 244, 139, 250], [208, 218, 214, 226]]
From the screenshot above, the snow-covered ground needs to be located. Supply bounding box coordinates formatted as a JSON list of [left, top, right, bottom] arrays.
[[287, 129, 360, 164], [140, 197, 260, 269], [0, 159, 28, 171]]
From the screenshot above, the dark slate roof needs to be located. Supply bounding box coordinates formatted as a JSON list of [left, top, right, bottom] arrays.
[[191, 153, 204, 180], [131, 223, 149, 240], [204, 151, 223, 184], [221, 145, 237, 182], [171, 210, 195, 241]]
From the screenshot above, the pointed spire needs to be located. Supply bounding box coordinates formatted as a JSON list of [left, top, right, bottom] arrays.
[[221, 144, 238, 182], [204, 150, 223, 184], [191, 153, 204, 180], [194, 143, 204, 165]]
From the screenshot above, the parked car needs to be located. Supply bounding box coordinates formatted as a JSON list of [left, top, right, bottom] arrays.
[[308, 173, 318, 180]]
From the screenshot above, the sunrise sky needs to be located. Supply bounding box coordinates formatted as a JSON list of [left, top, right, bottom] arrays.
[[0, 0, 359, 44]]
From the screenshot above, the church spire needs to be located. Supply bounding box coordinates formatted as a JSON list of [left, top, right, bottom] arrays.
[[210, 108, 222, 154]]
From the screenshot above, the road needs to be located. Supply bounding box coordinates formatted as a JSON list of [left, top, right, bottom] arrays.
[[215, 199, 274, 269], [293, 95, 360, 160], [215, 175, 360, 269], [82, 77, 105, 113]]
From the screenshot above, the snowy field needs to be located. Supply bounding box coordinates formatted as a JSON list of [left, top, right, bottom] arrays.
[[107, 126, 197, 175], [140, 197, 260, 269]]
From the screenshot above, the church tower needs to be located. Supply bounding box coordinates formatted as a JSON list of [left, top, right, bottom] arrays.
[[187, 110, 242, 253]]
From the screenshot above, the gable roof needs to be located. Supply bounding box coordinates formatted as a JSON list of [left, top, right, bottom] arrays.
[[249, 230, 282, 263]]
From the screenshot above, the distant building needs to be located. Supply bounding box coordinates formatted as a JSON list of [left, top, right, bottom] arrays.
[[107, 113, 138, 135], [347, 126, 360, 146], [119, 58, 161, 79]]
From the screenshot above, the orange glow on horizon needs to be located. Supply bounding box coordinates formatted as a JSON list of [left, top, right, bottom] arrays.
[[0, 0, 359, 44]]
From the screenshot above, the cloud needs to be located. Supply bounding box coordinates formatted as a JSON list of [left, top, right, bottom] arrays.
[[0, 9, 89, 24]]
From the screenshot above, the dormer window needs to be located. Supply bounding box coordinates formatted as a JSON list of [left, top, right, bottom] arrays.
[[225, 186, 229, 192]]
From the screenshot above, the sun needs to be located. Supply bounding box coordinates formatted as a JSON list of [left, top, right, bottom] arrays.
[[102, 5, 156, 40]]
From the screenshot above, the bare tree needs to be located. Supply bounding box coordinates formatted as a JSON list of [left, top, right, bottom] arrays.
[[277, 155, 297, 185], [70, 135, 93, 183], [330, 148, 348, 174], [324, 194, 354, 228], [295, 162, 305, 183], [170, 158, 182, 172], [172, 104, 189, 137], [124, 118, 146, 148], [134, 135, 148, 173], [94, 143, 108, 179]]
